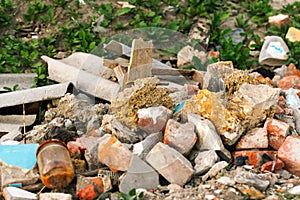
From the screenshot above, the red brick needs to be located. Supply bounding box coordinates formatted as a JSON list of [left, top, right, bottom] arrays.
[[236, 127, 268, 150], [233, 150, 277, 168], [278, 135, 300, 177], [261, 159, 285, 173], [277, 75, 300, 90], [266, 118, 289, 150]]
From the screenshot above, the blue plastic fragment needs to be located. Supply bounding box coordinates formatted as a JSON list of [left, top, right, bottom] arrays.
[[173, 101, 186, 115], [0, 144, 39, 170]]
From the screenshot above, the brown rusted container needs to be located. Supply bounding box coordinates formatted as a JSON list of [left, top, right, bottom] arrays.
[[36, 139, 74, 188]]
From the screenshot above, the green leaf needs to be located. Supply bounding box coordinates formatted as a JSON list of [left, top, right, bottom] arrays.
[[128, 188, 136, 196], [115, 7, 132, 17], [29, 51, 39, 61]]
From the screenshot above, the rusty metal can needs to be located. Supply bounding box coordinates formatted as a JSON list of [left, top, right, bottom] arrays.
[[36, 139, 75, 188]]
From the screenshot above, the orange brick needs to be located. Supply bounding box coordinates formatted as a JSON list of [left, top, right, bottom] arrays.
[[261, 159, 285, 173], [266, 118, 289, 150], [277, 75, 300, 90], [278, 135, 300, 176]]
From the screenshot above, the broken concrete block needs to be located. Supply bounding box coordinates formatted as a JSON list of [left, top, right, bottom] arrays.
[[137, 106, 172, 134], [3, 186, 37, 200], [234, 170, 270, 191], [194, 150, 218, 175], [288, 185, 300, 195], [133, 132, 163, 160], [268, 14, 290, 28], [146, 142, 194, 186], [39, 193, 72, 200], [236, 127, 268, 149], [233, 150, 277, 168], [98, 134, 132, 172], [258, 36, 289, 66], [164, 119, 197, 156], [76, 174, 112, 199], [202, 161, 228, 181], [286, 88, 300, 108], [187, 113, 231, 161], [266, 118, 290, 150], [286, 27, 300, 42], [217, 176, 236, 186], [203, 61, 234, 92], [127, 38, 153, 82], [227, 83, 280, 143], [119, 155, 159, 194], [278, 135, 300, 177]]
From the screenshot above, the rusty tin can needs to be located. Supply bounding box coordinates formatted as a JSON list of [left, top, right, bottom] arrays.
[[36, 139, 75, 188]]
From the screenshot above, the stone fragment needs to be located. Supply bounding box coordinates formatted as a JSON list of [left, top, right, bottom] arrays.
[[277, 75, 300, 90], [138, 106, 172, 134], [76, 174, 112, 199], [77, 135, 103, 170], [39, 193, 72, 200], [0, 162, 39, 191], [268, 14, 290, 28], [237, 186, 265, 199], [192, 89, 241, 145], [202, 161, 228, 181], [288, 185, 300, 195], [111, 118, 146, 143], [233, 150, 277, 168], [203, 61, 234, 92], [286, 27, 300, 42], [187, 113, 231, 160], [261, 159, 285, 173], [146, 142, 194, 186], [194, 150, 218, 175], [224, 28, 246, 45], [265, 118, 290, 150], [98, 134, 132, 172], [278, 135, 300, 176], [119, 155, 159, 194], [177, 45, 207, 68], [227, 83, 280, 143], [285, 63, 300, 77], [236, 127, 268, 149], [217, 176, 236, 186], [133, 132, 163, 160], [3, 187, 37, 200], [164, 119, 197, 155], [259, 36, 289, 66], [234, 171, 270, 191]]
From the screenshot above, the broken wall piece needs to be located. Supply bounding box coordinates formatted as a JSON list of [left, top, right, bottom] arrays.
[[127, 38, 153, 83]]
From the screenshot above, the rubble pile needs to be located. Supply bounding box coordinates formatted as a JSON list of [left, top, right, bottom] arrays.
[[1, 27, 300, 200]]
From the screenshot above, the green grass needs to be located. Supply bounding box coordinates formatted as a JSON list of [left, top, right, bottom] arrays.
[[1, 0, 300, 87]]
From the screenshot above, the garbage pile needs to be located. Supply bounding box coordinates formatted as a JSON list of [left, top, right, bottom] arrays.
[[1, 24, 300, 200]]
